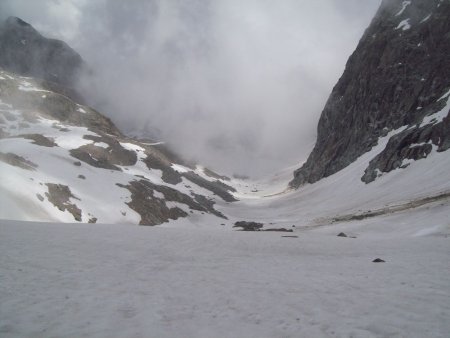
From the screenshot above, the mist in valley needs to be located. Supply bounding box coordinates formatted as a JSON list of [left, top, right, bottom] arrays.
[[0, 0, 381, 177]]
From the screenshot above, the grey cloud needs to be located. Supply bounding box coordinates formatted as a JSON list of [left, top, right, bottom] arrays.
[[0, 0, 381, 177]]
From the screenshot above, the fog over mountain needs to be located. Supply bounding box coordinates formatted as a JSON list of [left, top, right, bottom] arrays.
[[0, 0, 381, 177]]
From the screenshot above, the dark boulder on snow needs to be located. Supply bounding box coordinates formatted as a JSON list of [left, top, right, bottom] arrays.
[[233, 221, 264, 231], [337, 232, 348, 237], [263, 228, 294, 232], [290, 0, 450, 188], [372, 258, 386, 263]]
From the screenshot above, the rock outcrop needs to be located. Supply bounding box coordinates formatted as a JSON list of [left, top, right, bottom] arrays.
[[1, 66, 236, 225], [290, 0, 450, 187], [0, 18, 237, 225], [0, 17, 84, 88]]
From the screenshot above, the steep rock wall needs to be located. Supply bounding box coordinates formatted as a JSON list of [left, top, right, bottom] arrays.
[[290, 0, 450, 187]]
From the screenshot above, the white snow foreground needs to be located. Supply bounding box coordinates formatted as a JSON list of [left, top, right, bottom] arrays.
[[1, 204, 449, 338]]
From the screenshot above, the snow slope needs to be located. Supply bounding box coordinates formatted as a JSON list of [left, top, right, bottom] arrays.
[[1, 203, 449, 338], [213, 126, 450, 232], [0, 69, 234, 225]]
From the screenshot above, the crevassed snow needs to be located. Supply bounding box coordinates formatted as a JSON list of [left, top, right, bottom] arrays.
[[396, 19, 411, 31], [395, 0, 411, 16]]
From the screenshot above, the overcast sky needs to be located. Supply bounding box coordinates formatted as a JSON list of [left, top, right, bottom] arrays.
[[0, 0, 382, 177]]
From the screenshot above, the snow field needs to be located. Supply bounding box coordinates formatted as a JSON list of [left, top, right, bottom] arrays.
[[1, 203, 449, 338]]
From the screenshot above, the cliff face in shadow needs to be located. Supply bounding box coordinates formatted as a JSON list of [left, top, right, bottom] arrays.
[[290, 0, 450, 187], [0, 17, 84, 88]]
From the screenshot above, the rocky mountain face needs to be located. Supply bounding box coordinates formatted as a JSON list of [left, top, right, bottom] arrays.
[[290, 0, 450, 187], [0, 67, 237, 225], [0, 17, 84, 89], [0, 18, 237, 225]]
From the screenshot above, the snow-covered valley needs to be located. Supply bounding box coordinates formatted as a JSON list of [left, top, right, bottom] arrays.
[[1, 1, 450, 336], [1, 201, 449, 338], [1, 65, 450, 337], [1, 84, 449, 336]]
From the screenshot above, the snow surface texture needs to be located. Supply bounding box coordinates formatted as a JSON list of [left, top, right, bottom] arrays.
[[1, 206, 449, 338]]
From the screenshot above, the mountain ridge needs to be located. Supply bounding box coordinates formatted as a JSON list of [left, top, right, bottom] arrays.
[[290, 0, 450, 188], [0, 66, 237, 225], [1, 6, 450, 227]]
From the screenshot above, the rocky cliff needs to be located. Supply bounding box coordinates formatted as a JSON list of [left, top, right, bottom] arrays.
[[0, 17, 84, 88], [290, 0, 450, 187], [0, 18, 236, 225]]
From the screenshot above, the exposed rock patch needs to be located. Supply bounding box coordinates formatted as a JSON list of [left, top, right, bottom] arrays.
[[117, 179, 226, 225], [45, 183, 82, 221], [329, 191, 450, 224], [143, 152, 182, 185], [203, 167, 231, 181], [0, 73, 122, 137], [182, 171, 237, 202], [233, 221, 264, 231], [70, 145, 121, 171], [372, 258, 386, 263], [70, 134, 137, 171], [263, 228, 294, 232], [0, 152, 37, 170], [362, 114, 449, 182], [142, 147, 237, 202], [233, 221, 294, 232], [16, 133, 57, 147]]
